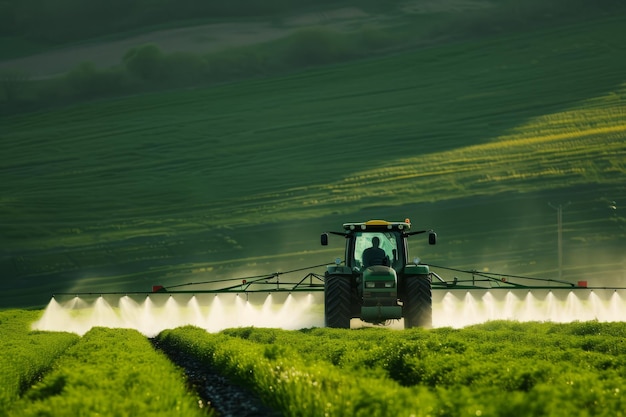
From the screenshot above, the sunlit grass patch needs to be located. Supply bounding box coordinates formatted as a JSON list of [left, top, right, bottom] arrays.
[[7, 327, 209, 417], [290, 89, 626, 207]]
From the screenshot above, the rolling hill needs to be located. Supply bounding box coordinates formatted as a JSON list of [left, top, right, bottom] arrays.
[[1, 3, 625, 307]]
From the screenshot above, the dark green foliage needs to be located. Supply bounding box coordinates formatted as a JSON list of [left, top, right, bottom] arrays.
[[123, 44, 164, 81], [282, 27, 351, 67], [0, 68, 29, 103], [66, 62, 131, 97], [158, 322, 626, 416], [0, 0, 402, 43], [7, 327, 209, 417], [2, 0, 624, 48], [121, 43, 210, 87], [0, 310, 78, 414], [205, 47, 269, 80], [0, 24, 397, 112], [25, 374, 67, 401], [354, 25, 395, 51], [160, 52, 209, 85], [4, 1, 626, 113]]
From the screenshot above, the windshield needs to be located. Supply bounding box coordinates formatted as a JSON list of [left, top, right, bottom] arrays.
[[353, 231, 402, 270]]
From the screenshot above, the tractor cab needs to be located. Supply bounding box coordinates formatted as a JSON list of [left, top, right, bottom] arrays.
[[321, 219, 436, 328], [350, 231, 404, 271], [321, 219, 435, 272]]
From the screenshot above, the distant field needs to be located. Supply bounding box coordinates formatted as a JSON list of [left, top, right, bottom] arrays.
[[1, 12, 625, 307]]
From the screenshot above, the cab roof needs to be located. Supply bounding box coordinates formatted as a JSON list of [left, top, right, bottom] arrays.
[[342, 219, 411, 232]]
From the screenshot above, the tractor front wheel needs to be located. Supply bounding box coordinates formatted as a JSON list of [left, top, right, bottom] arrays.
[[324, 274, 352, 328], [403, 274, 432, 329]]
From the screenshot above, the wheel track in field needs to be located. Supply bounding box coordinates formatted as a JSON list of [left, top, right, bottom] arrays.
[[152, 338, 282, 417]]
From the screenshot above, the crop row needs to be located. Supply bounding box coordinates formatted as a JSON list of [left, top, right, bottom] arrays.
[[4, 308, 626, 416], [1, 310, 208, 417], [157, 321, 626, 417], [0, 310, 79, 415]]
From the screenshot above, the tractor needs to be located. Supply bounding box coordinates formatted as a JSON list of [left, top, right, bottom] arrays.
[[321, 219, 436, 329]]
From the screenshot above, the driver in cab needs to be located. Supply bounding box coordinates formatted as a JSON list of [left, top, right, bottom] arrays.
[[362, 236, 389, 267]]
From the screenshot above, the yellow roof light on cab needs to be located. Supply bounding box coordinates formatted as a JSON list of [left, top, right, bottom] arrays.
[[365, 220, 390, 226]]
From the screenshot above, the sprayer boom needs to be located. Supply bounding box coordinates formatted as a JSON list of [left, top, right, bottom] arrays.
[[54, 264, 624, 299], [42, 260, 626, 335], [54, 269, 327, 298], [39, 218, 626, 335]]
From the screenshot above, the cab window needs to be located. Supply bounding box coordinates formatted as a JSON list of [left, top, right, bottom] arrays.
[[353, 232, 401, 269]]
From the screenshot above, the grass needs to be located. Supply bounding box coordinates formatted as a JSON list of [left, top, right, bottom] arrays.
[[1, 11, 625, 307], [6, 310, 626, 416], [0, 310, 79, 415], [6, 326, 210, 417], [157, 322, 626, 416]]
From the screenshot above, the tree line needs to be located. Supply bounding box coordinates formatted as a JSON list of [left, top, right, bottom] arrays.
[[0, 0, 378, 43]]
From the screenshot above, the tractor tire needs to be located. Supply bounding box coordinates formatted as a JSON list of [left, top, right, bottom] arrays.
[[403, 274, 432, 329], [324, 274, 352, 329]]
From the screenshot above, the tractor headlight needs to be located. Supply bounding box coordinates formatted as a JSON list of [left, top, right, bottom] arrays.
[[365, 281, 395, 288]]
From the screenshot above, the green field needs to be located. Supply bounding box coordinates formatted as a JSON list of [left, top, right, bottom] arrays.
[[158, 322, 626, 416], [1, 310, 209, 417], [1, 3, 625, 307], [5, 309, 626, 417]]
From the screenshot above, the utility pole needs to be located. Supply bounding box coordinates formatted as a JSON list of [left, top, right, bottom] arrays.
[[548, 202, 571, 279]]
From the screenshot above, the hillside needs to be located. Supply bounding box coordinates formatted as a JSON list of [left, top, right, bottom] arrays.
[[1, 4, 625, 307]]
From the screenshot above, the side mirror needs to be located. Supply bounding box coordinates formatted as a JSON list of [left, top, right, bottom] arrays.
[[428, 231, 437, 245], [321, 233, 329, 246]]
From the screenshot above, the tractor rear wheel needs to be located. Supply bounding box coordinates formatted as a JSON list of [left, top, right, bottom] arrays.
[[324, 274, 352, 328], [403, 274, 432, 329]]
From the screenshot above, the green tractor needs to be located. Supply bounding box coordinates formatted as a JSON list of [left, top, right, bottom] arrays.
[[321, 219, 436, 329]]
